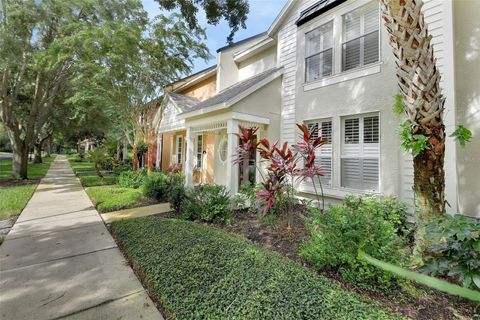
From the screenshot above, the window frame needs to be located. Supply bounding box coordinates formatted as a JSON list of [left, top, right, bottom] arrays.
[[304, 21, 334, 82], [302, 0, 381, 87], [176, 135, 183, 164], [341, 2, 381, 72], [340, 112, 380, 191], [304, 118, 334, 187], [195, 134, 203, 169]]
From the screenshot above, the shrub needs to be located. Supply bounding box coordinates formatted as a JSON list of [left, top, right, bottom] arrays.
[[142, 172, 169, 201], [300, 199, 407, 290], [230, 183, 258, 212], [166, 174, 185, 212], [118, 169, 146, 189], [343, 194, 409, 235], [182, 184, 230, 223], [421, 214, 480, 290], [111, 218, 399, 319], [112, 163, 131, 176]]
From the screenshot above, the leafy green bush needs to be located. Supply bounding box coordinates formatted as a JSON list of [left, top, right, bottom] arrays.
[[112, 163, 131, 176], [421, 214, 480, 290], [182, 184, 230, 223], [111, 218, 399, 319], [166, 174, 185, 212], [142, 172, 169, 201], [118, 169, 146, 189], [300, 200, 407, 290], [343, 194, 410, 235], [230, 183, 258, 212], [86, 185, 144, 213]]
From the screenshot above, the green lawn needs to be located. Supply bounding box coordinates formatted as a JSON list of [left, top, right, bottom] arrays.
[[0, 183, 38, 220], [77, 171, 117, 187], [86, 185, 144, 213], [111, 218, 401, 320], [0, 156, 55, 179], [0, 155, 56, 219]]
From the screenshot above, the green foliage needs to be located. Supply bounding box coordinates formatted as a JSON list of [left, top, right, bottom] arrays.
[[301, 198, 408, 290], [343, 194, 410, 235], [86, 186, 144, 213], [166, 174, 185, 212], [111, 217, 400, 319], [182, 184, 231, 223], [421, 214, 480, 291], [155, 0, 249, 43], [142, 172, 170, 201], [230, 183, 258, 212], [112, 163, 131, 176], [393, 94, 404, 116], [450, 125, 473, 148], [87, 148, 108, 174], [399, 121, 430, 157], [118, 169, 147, 189], [359, 251, 480, 302]]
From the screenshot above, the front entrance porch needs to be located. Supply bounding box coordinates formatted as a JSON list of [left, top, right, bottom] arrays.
[[184, 112, 269, 194]]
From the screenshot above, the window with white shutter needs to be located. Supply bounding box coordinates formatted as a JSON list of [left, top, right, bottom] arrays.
[[176, 136, 183, 164], [196, 135, 203, 168], [342, 1, 379, 71], [305, 21, 333, 82], [341, 114, 379, 191], [305, 119, 333, 186]]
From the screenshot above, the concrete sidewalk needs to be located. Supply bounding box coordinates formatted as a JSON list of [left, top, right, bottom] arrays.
[[0, 156, 163, 320]]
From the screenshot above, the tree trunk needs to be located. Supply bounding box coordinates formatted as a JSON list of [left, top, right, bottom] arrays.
[[242, 158, 249, 185], [123, 140, 128, 162], [133, 143, 138, 171], [33, 142, 43, 164], [147, 142, 154, 173], [116, 141, 121, 161], [12, 141, 28, 179]]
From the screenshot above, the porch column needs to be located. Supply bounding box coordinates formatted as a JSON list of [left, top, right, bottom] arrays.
[[226, 119, 239, 195], [156, 134, 162, 170], [185, 127, 194, 187]]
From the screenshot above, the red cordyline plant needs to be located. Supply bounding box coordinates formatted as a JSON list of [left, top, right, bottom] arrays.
[[234, 123, 328, 216]]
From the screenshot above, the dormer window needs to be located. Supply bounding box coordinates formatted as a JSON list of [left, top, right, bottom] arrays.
[[305, 21, 333, 82], [342, 1, 380, 71]]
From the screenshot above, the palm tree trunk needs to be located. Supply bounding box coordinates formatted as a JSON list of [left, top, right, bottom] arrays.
[[380, 0, 446, 218]]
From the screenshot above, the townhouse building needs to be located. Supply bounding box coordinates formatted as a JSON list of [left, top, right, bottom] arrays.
[[156, 0, 480, 218]]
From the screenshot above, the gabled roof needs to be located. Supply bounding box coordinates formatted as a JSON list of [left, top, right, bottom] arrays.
[[216, 32, 267, 53], [168, 93, 200, 112], [180, 67, 284, 117]]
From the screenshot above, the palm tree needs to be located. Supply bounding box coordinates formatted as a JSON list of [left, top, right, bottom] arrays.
[[379, 0, 446, 229]]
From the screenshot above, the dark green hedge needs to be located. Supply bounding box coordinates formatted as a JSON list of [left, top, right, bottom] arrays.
[[111, 217, 400, 320]]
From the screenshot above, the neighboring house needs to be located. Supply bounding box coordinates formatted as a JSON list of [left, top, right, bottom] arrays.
[[157, 0, 480, 218]]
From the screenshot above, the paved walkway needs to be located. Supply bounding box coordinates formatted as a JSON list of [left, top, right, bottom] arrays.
[[0, 156, 163, 320], [101, 203, 172, 224]]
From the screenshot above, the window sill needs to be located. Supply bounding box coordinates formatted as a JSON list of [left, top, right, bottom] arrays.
[[303, 62, 382, 91], [298, 183, 380, 199]]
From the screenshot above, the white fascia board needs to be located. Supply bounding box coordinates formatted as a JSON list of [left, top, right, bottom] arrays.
[[185, 111, 233, 127], [231, 112, 270, 125], [226, 68, 284, 107], [173, 68, 217, 93], [233, 37, 275, 63], [178, 102, 227, 120], [267, 0, 296, 36]]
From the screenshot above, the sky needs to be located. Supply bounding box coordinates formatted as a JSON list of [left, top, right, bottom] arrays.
[[141, 0, 288, 73]]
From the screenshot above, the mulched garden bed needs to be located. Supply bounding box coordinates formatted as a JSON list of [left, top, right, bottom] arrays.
[[214, 209, 479, 320]]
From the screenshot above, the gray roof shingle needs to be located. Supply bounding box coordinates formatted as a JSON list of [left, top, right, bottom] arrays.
[[181, 67, 283, 115], [168, 93, 200, 112]]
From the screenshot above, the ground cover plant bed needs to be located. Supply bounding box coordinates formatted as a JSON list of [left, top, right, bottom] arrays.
[[85, 185, 151, 213], [111, 217, 401, 320], [214, 210, 479, 320]]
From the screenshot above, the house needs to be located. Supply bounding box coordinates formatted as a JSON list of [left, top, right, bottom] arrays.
[[156, 0, 480, 218]]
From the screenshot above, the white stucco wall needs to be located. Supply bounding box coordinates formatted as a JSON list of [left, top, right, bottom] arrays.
[[454, 0, 480, 218], [238, 46, 277, 81]]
